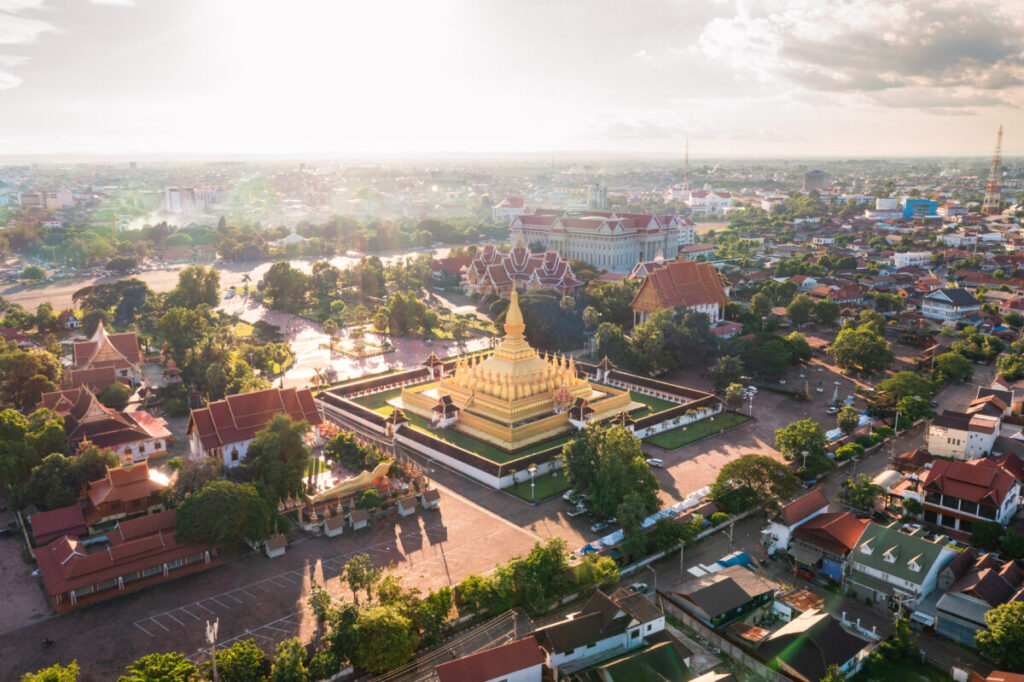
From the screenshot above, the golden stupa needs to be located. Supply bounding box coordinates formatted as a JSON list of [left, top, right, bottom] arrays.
[[398, 290, 633, 450]]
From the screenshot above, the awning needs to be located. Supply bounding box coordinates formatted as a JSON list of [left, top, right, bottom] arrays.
[[789, 544, 823, 565]]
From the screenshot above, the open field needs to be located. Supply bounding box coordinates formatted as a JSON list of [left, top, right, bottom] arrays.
[[505, 470, 572, 502]]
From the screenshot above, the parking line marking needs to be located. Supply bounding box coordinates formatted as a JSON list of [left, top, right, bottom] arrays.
[[240, 588, 257, 598], [165, 612, 185, 626], [224, 593, 243, 604], [134, 622, 154, 637], [195, 602, 214, 614], [180, 607, 200, 620], [149, 617, 170, 632], [210, 597, 229, 609]]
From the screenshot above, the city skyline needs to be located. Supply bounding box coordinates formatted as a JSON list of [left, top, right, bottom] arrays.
[[1, 0, 1023, 158]]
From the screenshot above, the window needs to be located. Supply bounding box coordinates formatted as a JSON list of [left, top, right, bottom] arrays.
[[122, 571, 140, 584], [142, 565, 162, 578], [230, 449, 239, 462], [631, 630, 640, 640], [73, 585, 94, 598], [166, 559, 183, 571], [96, 578, 117, 593], [184, 553, 204, 565]]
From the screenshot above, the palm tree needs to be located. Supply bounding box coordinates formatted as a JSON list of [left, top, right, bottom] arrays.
[[312, 367, 328, 389], [241, 272, 251, 297], [323, 319, 339, 352]]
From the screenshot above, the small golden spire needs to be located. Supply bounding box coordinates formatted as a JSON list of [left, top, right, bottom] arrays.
[[504, 289, 525, 337]]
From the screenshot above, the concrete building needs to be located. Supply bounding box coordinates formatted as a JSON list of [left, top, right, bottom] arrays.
[[491, 197, 527, 222], [927, 411, 1000, 460], [936, 553, 1024, 645], [902, 198, 939, 219], [802, 170, 829, 191], [917, 457, 1021, 532], [436, 636, 548, 682], [892, 251, 932, 269], [761, 489, 829, 555], [686, 190, 733, 215], [846, 523, 958, 609], [510, 209, 693, 273]]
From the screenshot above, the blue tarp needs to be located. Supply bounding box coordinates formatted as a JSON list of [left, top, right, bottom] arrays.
[[716, 551, 751, 568]]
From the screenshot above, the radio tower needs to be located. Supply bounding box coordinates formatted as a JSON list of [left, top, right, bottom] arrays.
[[982, 125, 1003, 216]]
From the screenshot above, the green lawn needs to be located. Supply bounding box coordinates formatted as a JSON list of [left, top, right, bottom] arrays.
[[644, 412, 751, 450], [505, 470, 572, 502], [232, 322, 254, 339]]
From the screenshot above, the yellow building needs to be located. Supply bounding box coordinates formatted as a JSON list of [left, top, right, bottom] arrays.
[[399, 290, 634, 450]]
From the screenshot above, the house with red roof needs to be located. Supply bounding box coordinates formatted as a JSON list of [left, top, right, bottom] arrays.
[[435, 635, 548, 682], [789, 512, 870, 583], [686, 190, 733, 215], [630, 260, 730, 325], [34, 509, 220, 612], [83, 460, 170, 527], [491, 196, 527, 222], [71, 321, 142, 385], [187, 387, 323, 467], [761, 489, 829, 554], [914, 458, 1022, 534], [37, 386, 171, 462], [937, 551, 1024, 644]]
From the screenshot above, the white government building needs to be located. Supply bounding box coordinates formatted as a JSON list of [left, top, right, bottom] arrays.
[[510, 209, 694, 273]]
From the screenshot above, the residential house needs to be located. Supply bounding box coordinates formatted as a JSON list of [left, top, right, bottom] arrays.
[[927, 411, 1000, 460], [29, 504, 88, 546], [666, 565, 778, 629], [630, 260, 730, 325], [83, 461, 169, 528], [892, 251, 933, 269], [71, 321, 142, 385], [491, 196, 527, 222], [186, 387, 323, 467], [757, 610, 875, 681], [936, 552, 1024, 645], [789, 512, 870, 583], [435, 636, 547, 682], [921, 288, 981, 323], [846, 523, 958, 609], [762, 489, 829, 554], [680, 244, 716, 261], [532, 588, 665, 675], [916, 458, 1021, 534], [33, 509, 220, 613]]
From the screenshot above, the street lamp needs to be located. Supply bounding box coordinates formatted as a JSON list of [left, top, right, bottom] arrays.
[[206, 618, 220, 682], [801, 449, 809, 470], [748, 394, 754, 418], [528, 464, 538, 501]]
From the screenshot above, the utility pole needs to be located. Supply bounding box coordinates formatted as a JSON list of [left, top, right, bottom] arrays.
[[678, 543, 685, 584], [206, 618, 220, 682], [728, 519, 735, 551]]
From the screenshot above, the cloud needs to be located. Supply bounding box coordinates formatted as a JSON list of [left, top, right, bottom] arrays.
[[632, 48, 654, 62], [0, 12, 56, 45], [697, 0, 1024, 111], [86, 0, 136, 5], [0, 0, 45, 11]]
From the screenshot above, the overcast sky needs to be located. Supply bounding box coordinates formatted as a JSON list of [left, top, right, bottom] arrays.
[[1, 0, 1022, 158]]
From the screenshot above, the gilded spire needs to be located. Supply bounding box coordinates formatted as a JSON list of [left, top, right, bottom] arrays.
[[504, 289, 526, 338]]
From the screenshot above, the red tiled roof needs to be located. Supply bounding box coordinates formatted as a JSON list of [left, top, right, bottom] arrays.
[[435, 636, 546, 682], [923, 459, 1019, 507], [30, 504, 88, 545], [187, 387, 322, 452], [792, 512, 868, 556], [86, 461, 169, 509], [779, 489, 829, 527], [632, 260, 729, 312]]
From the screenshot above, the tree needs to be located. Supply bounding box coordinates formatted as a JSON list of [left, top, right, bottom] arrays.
[[324, 432, 381, 473], [812, 300, 840, 326], [841, 474, 882, 511], [710, 355, 744, 389], [156, 307, 209, 363], [201, 639, 270, 682], [269, 638, 308, 682], [1005, 311, 1024, 330], [175, 481, 273, 549], [0, 346, 62, 409], [829, 327, 892, 375], [323, 600, 359, 664], [358, 488, 381, 510], [169, 456, 222, 504], [785, 294, 812, 325], [724, 383, 745, 411], [259, 262, 310, 314], [571, 554, 620, 590], [836, 406, 859, 435], [775, 419, 826, 461], [97, 382, 133, 410], [977, 602, 1024, 671], [595, 322, 632, 367], [562, 424, 660, 520], [21, 265, 45, 280], [582, 305, 601, 330], [972, 520, 1004, 551], [118, 652, 199, 682], [344, 554, 383, 603], [750, 292, 771, 318], [106, 256, 138, 274], [820, 664, 844, 682], [243, 414, 311, 503], [418, 587, 455, 646], [166, 265, 220, 309], [617, 492, 651, 560], [1003, 528, 1024, 559], [348, 605, 419, 673], [322, 319, 339, 351], [21, 662, 80, 682], [711, 454, 800, 509], [629, 319, 670, 375], [0, 408, 68, 490], [935, 351, 972, 383], [902, 498, 922, 519]]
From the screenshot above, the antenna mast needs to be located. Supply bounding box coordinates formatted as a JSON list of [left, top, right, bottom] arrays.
[[982, 125, 1003, 216]]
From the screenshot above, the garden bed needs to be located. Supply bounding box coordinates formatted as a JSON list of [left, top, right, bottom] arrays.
[[644, 412, 752, 450]]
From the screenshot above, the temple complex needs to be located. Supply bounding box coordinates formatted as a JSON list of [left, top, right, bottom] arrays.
[[398, 290, 635, 449]]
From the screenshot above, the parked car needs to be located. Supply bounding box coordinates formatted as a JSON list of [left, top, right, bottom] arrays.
[[630, 582, 649, 593], [826, 406, 840, 415], [562, 488, 575, 502], [645, 458, 663, 467], [795, 567, 814, 581], [568, 506, 588, 518], [746, 386, 758, 394], [591, 519, 616, 533]]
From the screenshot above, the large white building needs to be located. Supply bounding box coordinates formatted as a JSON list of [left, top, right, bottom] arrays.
[[685, 190, 733, 214], [927, 411, 999, 460], [510, 209, 694, 273], [892, 251, 932, 269]]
